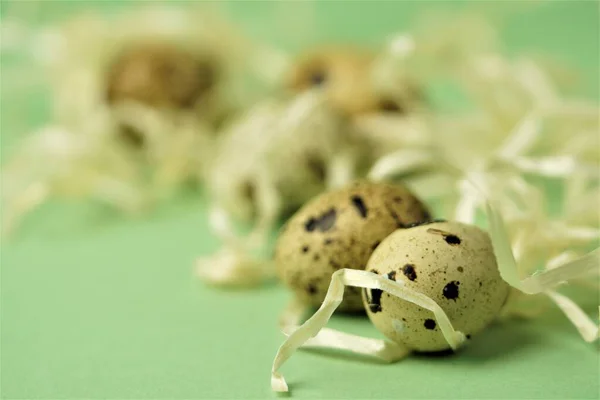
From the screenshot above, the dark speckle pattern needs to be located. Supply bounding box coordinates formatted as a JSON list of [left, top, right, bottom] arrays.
[[305, 208, 337, 232], [387, 271, 397, 281], [424, 319, 436, 330], [368, 289, 383, 313], [310, 69, 327, 86], [350, 195, 368, 218], [365, 269, 383, 313], [443, 281, 460, 300], [385, 205, 404, 228], [379, 98, 402, 113], [444, 234, 461, 245], [402, 264, 417, 281], [426, 228, 461, 245], [302, 246, 309, 253]]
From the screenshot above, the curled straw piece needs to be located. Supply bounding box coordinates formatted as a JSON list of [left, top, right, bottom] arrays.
[[283, 326, 411, 362], [278, 298, 410, 363], [1, 123, 147, 236], [270, 269, 466, 392], [546, 291, 599, 343], [484, 197, 600, 342], [195, 203, 278, 287], [485, 200, 600, 296]]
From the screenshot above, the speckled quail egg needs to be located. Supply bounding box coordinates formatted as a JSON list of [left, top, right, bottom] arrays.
[[288, 46, 422, 117], [275, 181, 432, 312], [106, 42, 217, 110], [105, 43, 218, 146], [208, 90, 361, 226], [362, 220, 510, 352]]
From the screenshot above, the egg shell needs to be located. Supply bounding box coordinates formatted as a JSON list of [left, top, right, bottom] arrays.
[[106, 43, 217, 110], [288, 47, 424, 118], [288, 47, 380, 116], [208, 93, 351, 223], [275, 181, 431, 312], [362, 221, 510, 351]]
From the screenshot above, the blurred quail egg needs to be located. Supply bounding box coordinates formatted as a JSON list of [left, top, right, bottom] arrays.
[[288, 46, 421, 117], [105, 42, 218, 146], [106, 42, 217, 110]]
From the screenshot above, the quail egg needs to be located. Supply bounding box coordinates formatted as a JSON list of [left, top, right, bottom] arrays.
[[363, 220, 510, 351], [288, 46, 421, 117], [275, 181, 432, 312]]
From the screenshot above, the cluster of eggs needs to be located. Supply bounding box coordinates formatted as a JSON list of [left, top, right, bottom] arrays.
[[275, 181, 509, 351], [270, 176, 598, 393], [2, 8, 425, 237]]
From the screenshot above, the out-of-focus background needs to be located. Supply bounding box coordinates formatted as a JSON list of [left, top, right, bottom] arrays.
[[1, 1, 599, 399]]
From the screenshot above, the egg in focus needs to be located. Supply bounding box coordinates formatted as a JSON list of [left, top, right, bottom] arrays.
[[275, 181, 432, 312], [363, 220, 510, 351]]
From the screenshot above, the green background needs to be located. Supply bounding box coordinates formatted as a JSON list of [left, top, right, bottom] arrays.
[[1, 1, 599, 399]]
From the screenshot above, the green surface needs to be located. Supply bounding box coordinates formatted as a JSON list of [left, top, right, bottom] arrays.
[[1, 1, 599, 399]]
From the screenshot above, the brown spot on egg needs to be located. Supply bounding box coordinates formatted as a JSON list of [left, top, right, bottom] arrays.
[[308, 68, 327, 86], [402, 264, 417, 281], [426, 228, 462, 246], [287, 47, 377, 116], [364, 269, 384, 313], [424, 319, 436, 330], [443, 281, 460, 301], [367, 288, 383, 313], [385, 204, 404, 228], [118, 124, 146, 148], [241, 181, 256, 203], [444, 235, 461, 245], [350, 195, 368, 218], [305, 208, 337, 232], [378, 98, 404, 113]]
